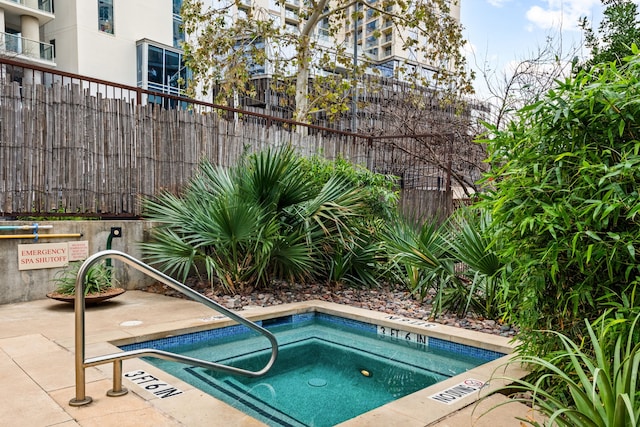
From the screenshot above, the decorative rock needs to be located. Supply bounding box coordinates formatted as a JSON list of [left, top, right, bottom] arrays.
[[142, 280, 518, 337], [226, 297, 242, 309]]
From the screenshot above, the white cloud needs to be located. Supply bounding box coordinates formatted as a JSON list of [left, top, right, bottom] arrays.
[[487, 0, 511, 6], [525, 0, 601, 31]]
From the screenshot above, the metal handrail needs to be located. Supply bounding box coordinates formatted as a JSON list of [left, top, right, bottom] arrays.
[[70, 249, 279, 406]]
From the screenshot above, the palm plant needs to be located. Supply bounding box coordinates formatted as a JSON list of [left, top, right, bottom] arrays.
[[326, 238, 386, 288], [141, 147, 375, 292], [443, 208, 505, 319], [383, 208, 507, 319], [383, 216, 455, 314]]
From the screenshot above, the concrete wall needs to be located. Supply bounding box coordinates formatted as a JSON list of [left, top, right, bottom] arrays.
[[0, 220, 157, 304]]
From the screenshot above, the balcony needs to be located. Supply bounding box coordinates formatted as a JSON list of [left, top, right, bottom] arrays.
[[365, 48, 378, 60], [285, 8, 297, 20], [0, 0, 55, 25], [0, 32, 55, 65]]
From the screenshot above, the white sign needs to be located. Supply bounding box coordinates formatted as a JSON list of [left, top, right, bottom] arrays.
[[124, 370, 184, 399], [68, 240, 89, 261], [429, 379, 486, 404], [18, 243, 68, 271]]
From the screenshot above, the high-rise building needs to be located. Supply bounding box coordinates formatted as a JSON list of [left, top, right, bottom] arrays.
[[227, 0, 461, 80]]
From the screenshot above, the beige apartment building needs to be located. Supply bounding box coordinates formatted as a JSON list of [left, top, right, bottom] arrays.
[[0, 0, 184, 99], [0, 0, 54, 67]]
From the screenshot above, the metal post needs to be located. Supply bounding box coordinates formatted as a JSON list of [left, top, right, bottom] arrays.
[[107, 360, 128, 397], [105, 227, 122, 270], [69, 270, 91, 406]]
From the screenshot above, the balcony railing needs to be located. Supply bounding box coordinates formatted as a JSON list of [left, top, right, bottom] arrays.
[[285, 8, 297, 20], [5, 0, 53, 13], [1, 32, 54, 62]]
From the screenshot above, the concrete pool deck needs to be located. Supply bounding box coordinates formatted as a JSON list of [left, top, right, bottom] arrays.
[[0, 291, 538, 426]]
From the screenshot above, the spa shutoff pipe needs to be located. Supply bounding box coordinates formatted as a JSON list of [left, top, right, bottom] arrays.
[[0, 223, 53, 230], [0, 223, 82, 240], [0, 233, 82, 239]]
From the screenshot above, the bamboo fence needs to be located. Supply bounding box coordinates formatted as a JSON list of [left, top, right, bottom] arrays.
[[0, 74, 463, 220]]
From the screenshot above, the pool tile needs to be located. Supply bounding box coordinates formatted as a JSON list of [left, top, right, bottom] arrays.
[[428, 337, 505, 361]]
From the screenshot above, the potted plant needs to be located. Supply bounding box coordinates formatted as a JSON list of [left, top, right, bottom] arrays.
[[47, 261, 125, 304]]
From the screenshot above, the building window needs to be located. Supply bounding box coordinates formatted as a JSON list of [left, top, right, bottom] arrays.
[[148, 45, 164, 86], [317, 17, 329, 40], [98, 0, 114, 34], [285, 21, 298, 33], [137, 40, 190, 108], [366, 20, 377, 34], [173, 0, 184, 48]]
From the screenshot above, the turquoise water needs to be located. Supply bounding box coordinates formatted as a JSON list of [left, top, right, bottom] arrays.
[[126, 315, 495, 426]]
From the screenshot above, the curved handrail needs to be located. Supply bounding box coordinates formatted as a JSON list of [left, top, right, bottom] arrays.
[[70, 249, 278, 406]]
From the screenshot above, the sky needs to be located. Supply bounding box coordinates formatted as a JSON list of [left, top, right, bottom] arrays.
[[460, 0, 616, 100]]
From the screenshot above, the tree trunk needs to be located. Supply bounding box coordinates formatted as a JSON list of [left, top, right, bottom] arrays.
[[293, 0, 329, 128]]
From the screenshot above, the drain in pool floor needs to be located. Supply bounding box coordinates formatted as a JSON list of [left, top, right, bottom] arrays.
[[308, 378, 327, 387]]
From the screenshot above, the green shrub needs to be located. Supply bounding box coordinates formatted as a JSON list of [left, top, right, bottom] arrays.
[[443, 208, 505, 319], [384, 216, 451, 311], [300, 155, 399, 223], [479, 51, 640, 353], [141, 147, 396, 292], [383, 209, 505, 318]]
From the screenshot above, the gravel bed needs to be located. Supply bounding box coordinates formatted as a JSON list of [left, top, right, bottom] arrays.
[[142, 279, 517, 338]]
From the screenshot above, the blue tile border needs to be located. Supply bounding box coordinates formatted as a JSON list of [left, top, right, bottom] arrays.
[[315, 312, 377, 334], [429, 337, 505, 361], [119, 312, 504, 362], [120, 323, 258, 352]]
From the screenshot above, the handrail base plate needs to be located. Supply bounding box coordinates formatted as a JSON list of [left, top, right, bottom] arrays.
[[107, 388, 129, 397], [69, 396, 93, 406]]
